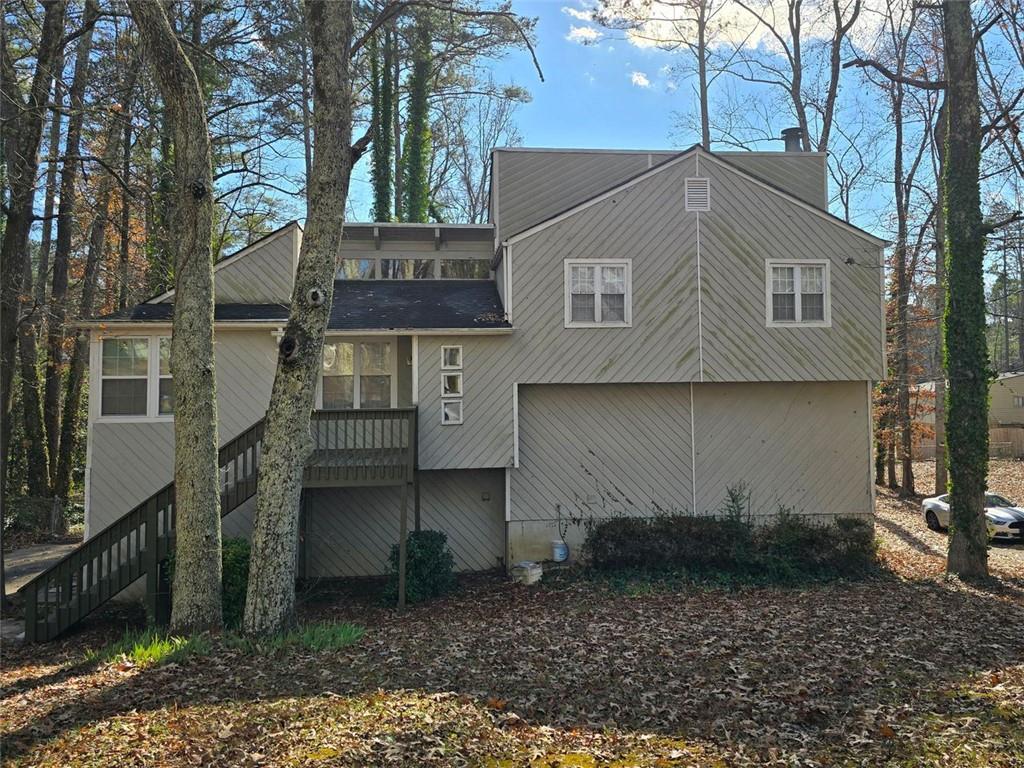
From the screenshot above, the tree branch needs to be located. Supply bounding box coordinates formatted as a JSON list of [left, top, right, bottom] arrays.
[[843, 57, 946, 90], [983, 210, 1023, 235]]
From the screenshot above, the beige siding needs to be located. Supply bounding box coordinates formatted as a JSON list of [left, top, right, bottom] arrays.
[[991, 374, 1024, 426], [305, 469, 505, 576], [508, 155, 702, 383], [692, 381, 873, 518], [157, 224, 299, 305], [416, 335, 515, 470], [697, 155, 885, 381], [495, 150, 651, 241], [87, 330, 279, 537], [493, 148, 829, 242], [507, 381, 872, 562], [720, 152, 828, 209], [511, 383, 694, 522]]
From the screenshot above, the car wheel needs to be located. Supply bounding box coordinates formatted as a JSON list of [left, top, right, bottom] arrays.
[[925, 510, 942, 531]]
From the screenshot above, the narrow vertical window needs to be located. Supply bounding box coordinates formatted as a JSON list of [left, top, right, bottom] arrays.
[[570, 265, 596, 323], [100, 338, 149, 416], [157, 337, 174, 414], [359, 341, 392, 408], [322, 341, 355, 408], [771, 266, 796, 322]]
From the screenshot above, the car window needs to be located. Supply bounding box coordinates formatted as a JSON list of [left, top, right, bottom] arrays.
[[938, 494, 950, 503], [985, 494, 1014, 507]]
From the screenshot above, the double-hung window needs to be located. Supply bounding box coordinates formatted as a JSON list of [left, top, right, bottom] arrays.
[[564, 259, 632, 327], [766, 260, 830, 327], [99, 336, 173, 418], [321, 340, 395, 409]]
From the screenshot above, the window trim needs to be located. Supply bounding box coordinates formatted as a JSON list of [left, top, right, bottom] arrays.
[[441, 399, 463, 425], [563, 258, 633, 329], [442, 371, 463, 397], [317, 336, 399, 410], [95, 335, 174, 423], [1013, 394, 1024, 408], [764, 259, 832, 328], [440, 345, 462, 370]]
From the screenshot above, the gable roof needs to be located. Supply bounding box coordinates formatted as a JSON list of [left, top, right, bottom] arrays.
[[501, 145, 886, 248]]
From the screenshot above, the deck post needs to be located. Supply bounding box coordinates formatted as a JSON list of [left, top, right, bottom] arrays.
[[144, 499, 159, 626], [398, 480, 410, 610]]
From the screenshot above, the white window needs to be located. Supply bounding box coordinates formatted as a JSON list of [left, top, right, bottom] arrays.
[[1014, 395, 1024, 408], [441, 345, 462, 369], [320, 340, 395, 409], [442, 372, 463, 397], [765, 260, 830, 327], [564, 259, 632, 328], [441, 400, 463, 425], [440, 345, 464, 425], [99, 336, 173, 419]]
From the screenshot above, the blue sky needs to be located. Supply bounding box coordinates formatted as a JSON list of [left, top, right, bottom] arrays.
[[347, 1, 712, 218]]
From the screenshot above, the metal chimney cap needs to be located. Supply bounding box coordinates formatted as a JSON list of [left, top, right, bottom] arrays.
[[781, 127, 803, 152]]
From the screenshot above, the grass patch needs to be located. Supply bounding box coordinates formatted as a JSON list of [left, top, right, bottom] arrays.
[[85, 628, 211, 667], [227, 620, 365, 654]]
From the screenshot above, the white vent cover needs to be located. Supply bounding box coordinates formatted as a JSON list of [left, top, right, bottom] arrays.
[[685, 177, 710, 211]]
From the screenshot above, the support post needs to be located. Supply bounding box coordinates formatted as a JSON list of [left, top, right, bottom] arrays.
[[398, 480, 409, 610], [414, 470, 421, 531], [144, 500, 159, 626]]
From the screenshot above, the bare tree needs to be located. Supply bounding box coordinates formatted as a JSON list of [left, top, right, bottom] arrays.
[[128, 0, 223, 632], [0, 0, 67, 611]]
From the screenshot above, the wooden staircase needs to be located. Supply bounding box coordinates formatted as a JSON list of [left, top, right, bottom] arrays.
[[19, 418, 265, 642]]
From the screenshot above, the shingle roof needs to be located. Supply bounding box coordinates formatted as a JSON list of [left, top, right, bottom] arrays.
[[92, 280, 510, 331], [329, 280, 509, 329]]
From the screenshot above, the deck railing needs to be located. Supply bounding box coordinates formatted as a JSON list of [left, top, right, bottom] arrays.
[[304, 407, 417, 487], [20, 407, 418, 642]]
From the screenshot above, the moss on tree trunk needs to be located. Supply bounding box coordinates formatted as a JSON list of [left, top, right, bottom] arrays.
[[129, 0, 223, 631], [942, 0, 989, 578]]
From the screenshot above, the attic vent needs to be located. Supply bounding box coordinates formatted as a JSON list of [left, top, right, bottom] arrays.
[[685, 178, 710, 211]]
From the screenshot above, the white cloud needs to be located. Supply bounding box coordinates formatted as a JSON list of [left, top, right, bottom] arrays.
[[566, 25, 602, 44], [602, 0, 889, 56], [665, 80, 678, 92], [631, 71, 651, 88], [562, 6, 594, 21]]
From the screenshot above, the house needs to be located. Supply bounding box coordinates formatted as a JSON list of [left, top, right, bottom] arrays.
[[22, 139, 887, 640], [915, 371, 1024, 458]]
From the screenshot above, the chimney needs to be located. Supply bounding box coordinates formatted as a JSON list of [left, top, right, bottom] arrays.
[[781, 127, 803, 152]]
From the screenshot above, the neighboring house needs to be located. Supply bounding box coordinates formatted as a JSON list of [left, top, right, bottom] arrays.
[[23, 139, 887, 640], [915, 371, 1024, 458]]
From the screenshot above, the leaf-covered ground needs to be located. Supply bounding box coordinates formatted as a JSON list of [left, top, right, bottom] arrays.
[[3, 467, 1023, 767]]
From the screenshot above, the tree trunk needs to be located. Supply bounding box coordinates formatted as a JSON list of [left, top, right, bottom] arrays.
[[934, 99, 948, 496], [117, 66, 136, 311], [0, 0, 67, 614], [54, 91, 135, 502], [17, 254, 50, 497], [44, 0, 99, 495], [36, 49, 64, 308], [942, 0, 989, 578], [129, 0, 222, 631], [697, 0, 710, 150], [244, 0, 355, 636]]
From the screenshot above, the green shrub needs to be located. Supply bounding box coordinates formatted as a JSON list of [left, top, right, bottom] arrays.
[[583, 502, 877, 583], [384, 530, 456, 604], [228, 621, 364, 655], [86, 628, 210, 667], [167, 537, 251, 628]]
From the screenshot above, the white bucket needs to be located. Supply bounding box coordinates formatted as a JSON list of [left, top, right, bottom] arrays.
[[551, 540, 569, 562]]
